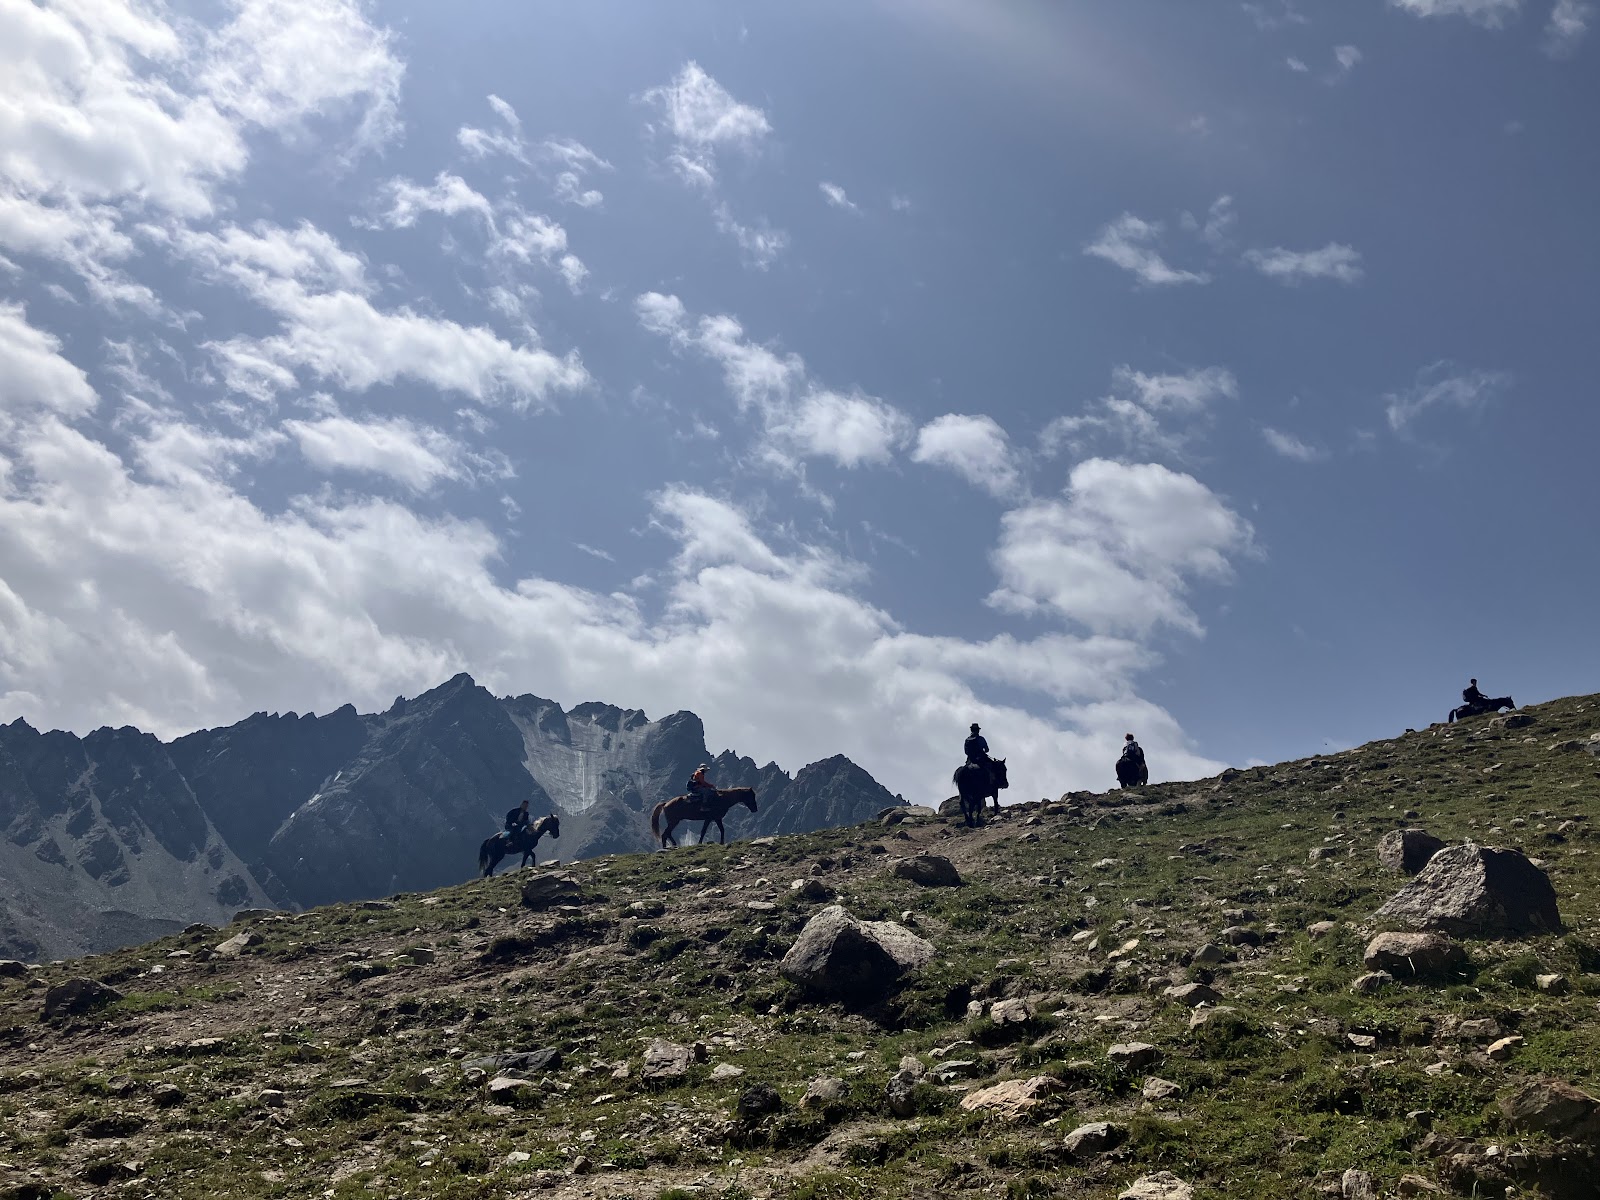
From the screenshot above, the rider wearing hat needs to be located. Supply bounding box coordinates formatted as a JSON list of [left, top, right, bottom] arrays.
[[964, 723, 991, 766], [688, 763, 717, 797]]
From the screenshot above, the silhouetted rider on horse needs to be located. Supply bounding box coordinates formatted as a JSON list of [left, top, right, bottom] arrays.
[[954, 723, 1007, 826], [1116, 733, 1148, 788], [505, 800, 531, 835], [1449, 678, 1516, 723]]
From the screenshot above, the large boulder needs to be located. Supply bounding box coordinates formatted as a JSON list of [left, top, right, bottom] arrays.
[[42, 977, 124, 1020], [1498, 1079, 1600, 1138], [1374, 844, 1561, 937], [1378, 829, 1446, 875], [779, 906, 934, 1000], [1362, 932, 1467, 979]]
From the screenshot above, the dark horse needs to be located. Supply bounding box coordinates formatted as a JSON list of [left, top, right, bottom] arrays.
[[650, 787, 758, 848], [953, 758, 1008, 827], [1116, 756, 1148, 788], [478, 815, 560, 877], [1448, 696, 1515, 723]]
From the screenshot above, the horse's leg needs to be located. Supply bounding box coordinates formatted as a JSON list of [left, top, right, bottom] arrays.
[[698, 819, 712, 845], [661, 819, 677, 848], [716, 818, 727, 845]]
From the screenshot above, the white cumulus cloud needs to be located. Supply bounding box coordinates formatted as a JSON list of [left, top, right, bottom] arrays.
[[911, 415, 1024, 499], [989, 459, 1256, 638]]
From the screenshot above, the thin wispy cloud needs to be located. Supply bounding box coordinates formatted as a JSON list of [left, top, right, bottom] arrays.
[[819, 182, 859, 212], [1242, 0, 1310, 30], [1388, 0, 1523, 28], [1084, 214, 1210, 287], [1041, 365, 1238, 461], [1244, 243, 1364, 285], [1330, 44, 1364, 80], [643, 61, 772, 189], [1384, 362, 1512, 434], [1261, 426, 1327, 462], [1545, 0, 1593, 53]]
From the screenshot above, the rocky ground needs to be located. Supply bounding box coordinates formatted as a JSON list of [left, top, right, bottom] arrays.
[[3, 694, 1599, 1200]]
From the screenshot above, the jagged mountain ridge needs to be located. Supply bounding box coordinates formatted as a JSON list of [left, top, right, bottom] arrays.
[[0, 674, 903, 956]]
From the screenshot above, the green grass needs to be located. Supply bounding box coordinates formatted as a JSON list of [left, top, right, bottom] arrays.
[[2, 693, 1598, 1198]]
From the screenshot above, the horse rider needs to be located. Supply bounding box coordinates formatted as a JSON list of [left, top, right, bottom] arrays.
[[964, 723, 991, 767], [1462, 679, 1488, 707], [505, 800, 531, 837], [1120, 733, 1145, 769], [688, 763, 717, 799]]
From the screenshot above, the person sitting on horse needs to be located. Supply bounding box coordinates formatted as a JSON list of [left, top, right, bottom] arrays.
[[964, 723, 991, 766], [1463, 679, 1488, 706], [505, 800, 531, 836], [688, 764, 717, 797], [1120, 733, 1145, 767]]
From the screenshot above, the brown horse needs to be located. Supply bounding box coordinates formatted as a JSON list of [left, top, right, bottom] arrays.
[[650, 787, 758, 847]]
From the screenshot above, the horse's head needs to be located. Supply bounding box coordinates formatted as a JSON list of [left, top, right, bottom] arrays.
[[734, 787, 758, 814], [543, 814, 561, 838], [991, 758, 1009, 789]]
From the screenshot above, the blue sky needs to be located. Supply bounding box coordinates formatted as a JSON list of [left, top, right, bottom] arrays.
[[1, 0, 1595, 804]]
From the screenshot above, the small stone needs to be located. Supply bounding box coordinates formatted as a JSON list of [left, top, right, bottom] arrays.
[[892, 854, 962, 887], [1118, 1171, 1194, 1200], [989, 998, 1032, 1025], [799, 1076, 847, 1109], [1191, 943, 1228, 966], [1162, 983, 1222, 1008], [1536, 973, 1571, 995], [1350, 971, 1394, 995], [1396, 1175, 1444, 1196], [212, 931, 262, 958], [505, 1150, 531, 1165], [1362, 932, 1465, 978], [1188, 1005, 1236, 1030], [790, 878, 832, 901], [1063, 1120, 1126, 1158], [1347, 1033, 1378, 1050], [1142, 1077, 1181, 1101], [151, 1083, 185, 1107], [958, 1075, 1062, 1120], [1341, 1168, 1377, 1200], [487, 1075, 534, 1096], [711, 1063, 745, 1081], [257, 1089, 286, 1108], [1219, 926, 1261, 947], [737, 1082, 784, 1120], [1486, 1036, 1523, 1062], [1307, 921, 1337, 939], [641, 1039, 693, 1080], [1107, 1042, 1160, 1070]]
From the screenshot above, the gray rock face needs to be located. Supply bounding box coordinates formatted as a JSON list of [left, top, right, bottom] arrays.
[[892, 854, 961, 887], [779, 906, 934, 1000], [1378, 828, 1446, 874], [1375, 844, 1562, 937], [1362, 932, 1467, 978]]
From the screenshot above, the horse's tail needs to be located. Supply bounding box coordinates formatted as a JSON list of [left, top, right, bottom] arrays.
[[477, 837, 491, 872], [650, 800, 667, 837]]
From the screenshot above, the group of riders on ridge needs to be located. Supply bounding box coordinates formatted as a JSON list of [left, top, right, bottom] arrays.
[[480, 678, 1511, 871]]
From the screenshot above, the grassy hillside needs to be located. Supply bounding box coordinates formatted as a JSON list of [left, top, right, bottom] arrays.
[[3, 693, 1598, 1199]]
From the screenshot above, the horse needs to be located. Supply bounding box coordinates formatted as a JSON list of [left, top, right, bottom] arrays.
[[1448, 696, 1515, 723], [952, 758, 1008, 827], [1115, 755, 1148, 788], [478, 815, 560, 877], [650, 787, 758, 848]]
